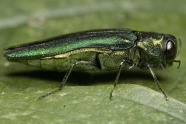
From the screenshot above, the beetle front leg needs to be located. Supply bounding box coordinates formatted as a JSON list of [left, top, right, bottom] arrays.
[[39, 61, 93, 99], [110, 60, 126, 100], [147, 64, 168, 100]]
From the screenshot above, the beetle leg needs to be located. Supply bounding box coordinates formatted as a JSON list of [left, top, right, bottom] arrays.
[[39, 61, 92, 99], [147, 64, 168, 100], [110, 60, 125, 100]]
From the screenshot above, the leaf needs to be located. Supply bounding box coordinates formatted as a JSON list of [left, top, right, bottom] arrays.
[[0, 84, 186, 123], [0, 0, 186, 123]]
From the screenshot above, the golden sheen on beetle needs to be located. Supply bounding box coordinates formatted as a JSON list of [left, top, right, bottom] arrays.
[[4, 29, 181, 100]]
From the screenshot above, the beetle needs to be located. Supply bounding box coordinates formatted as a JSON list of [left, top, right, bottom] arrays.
[[4, 29, 181, 100]]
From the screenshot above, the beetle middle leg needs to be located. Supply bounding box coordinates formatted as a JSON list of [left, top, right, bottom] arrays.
[[39, 61, 95, 99]]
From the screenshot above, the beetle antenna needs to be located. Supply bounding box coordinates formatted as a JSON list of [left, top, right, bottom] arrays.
[[176, 39, 181, 57], [173, 60, 181, 69]]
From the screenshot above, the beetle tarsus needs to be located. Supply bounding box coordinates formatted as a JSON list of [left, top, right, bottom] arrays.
[[173, 60, 181, 69], [110, 91, 113, 100], [110, 85, 116, 100], [38, 89, 61, 99]]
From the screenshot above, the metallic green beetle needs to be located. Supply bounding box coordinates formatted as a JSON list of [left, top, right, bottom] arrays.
[[4, 29, 181, 100]]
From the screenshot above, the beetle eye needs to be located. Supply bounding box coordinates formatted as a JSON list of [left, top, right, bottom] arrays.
[[166, 40, 177, 62]]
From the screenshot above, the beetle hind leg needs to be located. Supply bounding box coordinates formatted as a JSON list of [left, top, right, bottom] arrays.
[[110, 60, 126, 100], [39, 61, 96, 99]]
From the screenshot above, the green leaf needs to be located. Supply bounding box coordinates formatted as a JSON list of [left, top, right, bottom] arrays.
[[0, 0, 186, 123]]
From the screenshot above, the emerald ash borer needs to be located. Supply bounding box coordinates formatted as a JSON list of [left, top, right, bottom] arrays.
[[4, 29, 181, 100]]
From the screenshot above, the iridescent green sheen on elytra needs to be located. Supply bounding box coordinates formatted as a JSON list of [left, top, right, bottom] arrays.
[[4, 29, 178, 72], [4, 29, 136, 60]]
